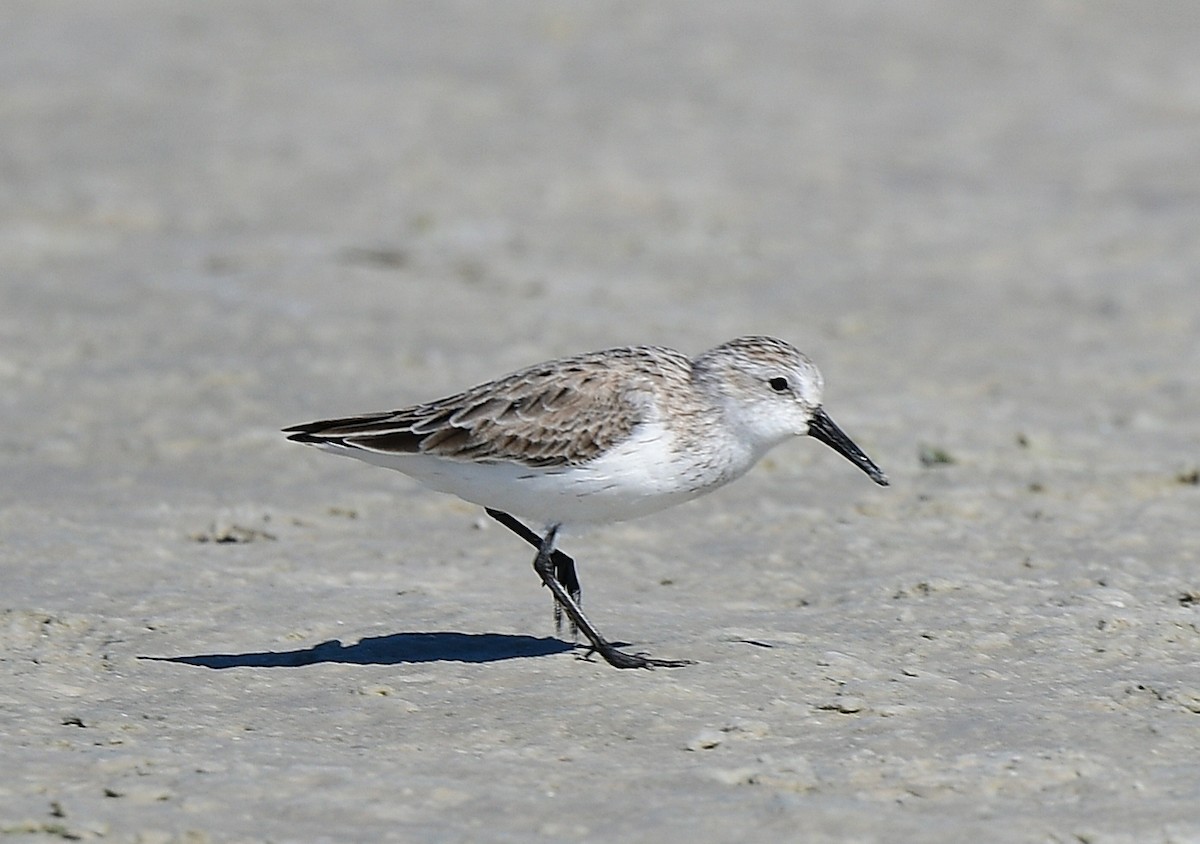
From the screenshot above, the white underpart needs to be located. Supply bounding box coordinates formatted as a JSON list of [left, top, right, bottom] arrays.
[[313, 414, 761, 527]]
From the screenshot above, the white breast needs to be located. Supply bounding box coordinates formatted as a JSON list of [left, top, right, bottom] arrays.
[[327, 416, 756, 527]]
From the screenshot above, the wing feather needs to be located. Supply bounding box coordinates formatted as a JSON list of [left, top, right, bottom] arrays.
[[283, 347, 689, 467]]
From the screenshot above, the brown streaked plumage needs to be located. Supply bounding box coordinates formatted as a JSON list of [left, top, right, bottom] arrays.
[[285, 336, 888, 669], [285, 345, 693, 468]]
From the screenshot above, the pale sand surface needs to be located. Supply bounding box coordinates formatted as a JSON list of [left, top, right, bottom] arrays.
[[3, 3, 1200, 842]]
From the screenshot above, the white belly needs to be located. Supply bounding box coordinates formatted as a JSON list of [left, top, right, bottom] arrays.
[[320, 417, 758, 527]]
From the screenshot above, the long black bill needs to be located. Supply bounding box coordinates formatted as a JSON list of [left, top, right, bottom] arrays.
[[807, 407, 889, 486]]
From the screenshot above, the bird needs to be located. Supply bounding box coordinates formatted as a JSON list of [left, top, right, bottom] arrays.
[[284, 335, 888, 669]]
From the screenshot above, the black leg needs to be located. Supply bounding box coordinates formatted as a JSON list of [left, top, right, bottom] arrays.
[[526, 524, 692, 670], [484, 508, 580, 635]]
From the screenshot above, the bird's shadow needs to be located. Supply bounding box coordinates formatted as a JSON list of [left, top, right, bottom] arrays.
[[140, 631, 575, 669]]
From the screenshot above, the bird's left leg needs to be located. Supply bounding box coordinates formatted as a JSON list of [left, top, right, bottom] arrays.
[[485, 508, 581, 636], [529, 525, 690, 670]]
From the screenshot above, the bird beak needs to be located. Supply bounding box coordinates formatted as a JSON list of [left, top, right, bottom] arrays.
[[807, 407, 889, 486]]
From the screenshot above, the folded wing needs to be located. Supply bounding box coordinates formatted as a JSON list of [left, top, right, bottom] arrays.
[[284, 361, 649, 468]]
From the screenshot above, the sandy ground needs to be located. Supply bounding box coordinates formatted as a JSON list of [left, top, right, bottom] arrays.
[[3, 2, 1200, 842]]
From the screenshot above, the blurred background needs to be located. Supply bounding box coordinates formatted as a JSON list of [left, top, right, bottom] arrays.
[[3, 3, 1199, 841], [4, 3, 1197, 493]]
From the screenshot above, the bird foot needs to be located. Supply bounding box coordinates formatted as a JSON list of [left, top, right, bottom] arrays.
[[582, 642, 694, 669]]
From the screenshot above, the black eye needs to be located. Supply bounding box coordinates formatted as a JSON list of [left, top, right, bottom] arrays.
[[768, 377, 790, 393]]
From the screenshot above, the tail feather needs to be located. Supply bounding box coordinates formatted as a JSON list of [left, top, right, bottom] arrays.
[[283, 413, 423, 454]]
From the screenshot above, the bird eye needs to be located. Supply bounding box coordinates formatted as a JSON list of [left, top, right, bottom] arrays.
[[768, 377, 790, 393]]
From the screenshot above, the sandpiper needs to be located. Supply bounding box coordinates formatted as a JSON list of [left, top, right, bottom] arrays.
[[285, 336, 888, 669]]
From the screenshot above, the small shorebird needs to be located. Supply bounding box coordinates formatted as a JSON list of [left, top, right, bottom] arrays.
[[285, 336, 888, 669]]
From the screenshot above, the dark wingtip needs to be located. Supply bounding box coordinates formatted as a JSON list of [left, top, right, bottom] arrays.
[[284, 430, 321, 444], [282, 420, 339, 444]]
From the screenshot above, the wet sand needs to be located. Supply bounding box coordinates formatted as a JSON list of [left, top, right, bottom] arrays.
[[3, 3, 1200, 841]]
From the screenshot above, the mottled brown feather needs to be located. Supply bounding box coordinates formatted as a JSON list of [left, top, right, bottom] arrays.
[[283, 346, 694, 467]]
